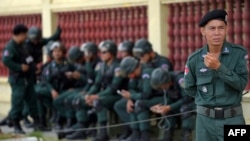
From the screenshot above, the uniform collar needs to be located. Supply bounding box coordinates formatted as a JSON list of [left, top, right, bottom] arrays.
[[151, 52, 159, 62], [200, 41, 230, 60]]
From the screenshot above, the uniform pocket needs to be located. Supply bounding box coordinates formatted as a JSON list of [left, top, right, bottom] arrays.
[[196, 75, 213, 96]]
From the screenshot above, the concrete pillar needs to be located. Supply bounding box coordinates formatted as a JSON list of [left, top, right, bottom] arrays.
[[42, 0, 57, 62], [148, 0, 169, 56]]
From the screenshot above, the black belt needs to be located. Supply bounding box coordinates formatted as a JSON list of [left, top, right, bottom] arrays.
[[197, 105, 242, 119]]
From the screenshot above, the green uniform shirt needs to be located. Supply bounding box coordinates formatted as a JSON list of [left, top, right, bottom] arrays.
[[184, 41, 248, 107], [129, 68, 154, 100], [87, 59, 124, 97], [166, 72, 187, 111], [83, 58, 101, 91], [45, 58, 75, 92], [143, 53, 173, 71], [2, 39, 36, 83], [2, 39, 23, 72]]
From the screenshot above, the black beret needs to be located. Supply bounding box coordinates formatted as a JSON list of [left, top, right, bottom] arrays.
[[199, 9, 227, 27]]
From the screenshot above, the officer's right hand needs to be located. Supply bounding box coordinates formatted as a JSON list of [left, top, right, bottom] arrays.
[[21, 64, 29, 72], [126, 99, 134, 113], [51, 89, 59, 99]]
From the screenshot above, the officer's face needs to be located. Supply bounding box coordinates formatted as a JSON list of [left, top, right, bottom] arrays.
[[19, 32, 28, 43], [52, 47, 64, 61], [128, 66, 140, 79], [119, 51, 130, 59], [200, 20, 227, 47], [100, 50, 111, 62], [140, 53, 150, 64]]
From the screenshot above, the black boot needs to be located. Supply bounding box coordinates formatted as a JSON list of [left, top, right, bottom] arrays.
[[65, 122, 88, 140], [140, 130, 150, 141], [93, 122, 109, 141], [23, 116, 33, 128], [159, 129, 173, 141], [54, 116, 65, 130], [0, 116, 10, 126], [13, 120, 25, 134], [123, 129, 140, 141], [65, 118, 76, 129], [180, 129, 192, 141], [49, 109, 58, 124], [118, 125, 132, 140], [33, 116, 51, 131]]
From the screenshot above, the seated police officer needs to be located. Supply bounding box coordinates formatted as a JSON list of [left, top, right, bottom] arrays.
[[150, 68, 195, 141], [82, 40, 128, 141], [117, 40, 134, 60], [38, 41, 75, 130], [133, 38, 173, 71], [114, 40, 135, 140], [34, 41, 55, 131], [54, 46, 87, 133], [118, 56, 165, 141], [65, 42, 100, 140]]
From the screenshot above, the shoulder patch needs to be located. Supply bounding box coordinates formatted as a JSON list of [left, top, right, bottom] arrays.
[[115, 67, 121, 77], [95, 63, 101, 71], [161, 64, 169, 70], [115, 67, 120, 72], [184, 65, 189, 75], [142, 74, 150, 79], [245, 55, 248, 60], [178, 78, 185, 88], [46, 69, 50, 75], [3, 50, 9, 57]]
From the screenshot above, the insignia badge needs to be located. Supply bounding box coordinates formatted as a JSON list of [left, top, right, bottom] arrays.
[[178, 78, 185, 88], [202, 86, 207, 93], [115, 67, 121, 77], [224, 47, 229, 53], [95, 63, 101, 71], [184, 65, 189, 75], [161, 64, 169, 70], [199, 68, 207, 72], [87, 78, 93, 84], [142, 74, 150, 79], [202, 54, 206, 58], [46, 70, 49, 75], [244, 55, 248, 60], [3, 50, 9, 56], [26, 56, 34, 64]]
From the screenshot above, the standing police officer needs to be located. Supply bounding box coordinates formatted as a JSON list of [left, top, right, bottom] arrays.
[[21, 26, 61, 127], [2, 24, 39, 134], [184, 9, 248, 141], [26, 26, 61, 68], [150, 68, 195, 141]]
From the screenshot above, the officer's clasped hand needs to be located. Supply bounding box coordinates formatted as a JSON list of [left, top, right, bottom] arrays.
[[204, 52, 221, 70], [21, 64, 29, 72]]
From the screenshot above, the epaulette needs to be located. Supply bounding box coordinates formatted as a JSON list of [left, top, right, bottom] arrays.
[[229, 42, 247, 51]]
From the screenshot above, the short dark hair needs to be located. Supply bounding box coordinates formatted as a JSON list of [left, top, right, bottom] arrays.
[[12, 24, 28, 35]]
